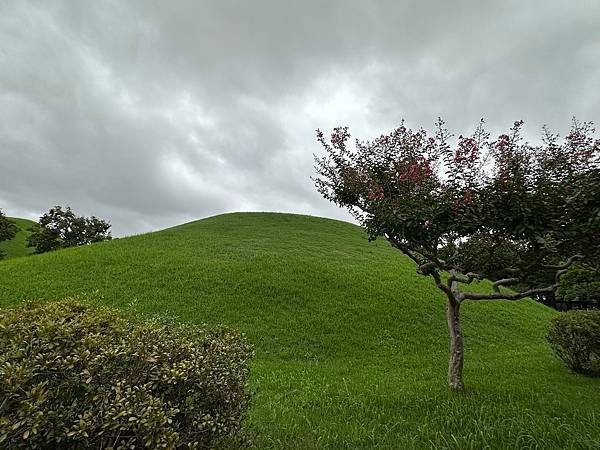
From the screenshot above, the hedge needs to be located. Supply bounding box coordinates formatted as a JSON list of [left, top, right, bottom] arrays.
[[0, 299, 253, 448]]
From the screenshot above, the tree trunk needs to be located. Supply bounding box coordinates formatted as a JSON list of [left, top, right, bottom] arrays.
[[447, 298, 464, 391]]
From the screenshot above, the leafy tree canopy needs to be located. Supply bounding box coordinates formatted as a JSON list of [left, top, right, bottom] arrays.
[[315, 118, 600, 297], [315, 118, 600, 390], [27, 206, 112, 254]]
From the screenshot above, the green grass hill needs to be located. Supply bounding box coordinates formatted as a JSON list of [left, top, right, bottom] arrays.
[[0, 217, 36, 259], [0, 212, 598, 448]]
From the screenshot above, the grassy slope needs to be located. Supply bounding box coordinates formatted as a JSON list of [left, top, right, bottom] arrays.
[[0, 212, 598, 449], [0, 217, 36, 259]]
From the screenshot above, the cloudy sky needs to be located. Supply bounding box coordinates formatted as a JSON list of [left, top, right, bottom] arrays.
[[1, 1, 599, 236]]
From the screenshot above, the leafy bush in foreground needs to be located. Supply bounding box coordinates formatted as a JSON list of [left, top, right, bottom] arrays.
[[0, 299, 253, 449], [547, 310, 600, 375]]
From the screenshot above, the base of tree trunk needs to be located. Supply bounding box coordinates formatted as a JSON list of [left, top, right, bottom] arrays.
[[447, 299, 465, 392], [448, 378, 464, 392]]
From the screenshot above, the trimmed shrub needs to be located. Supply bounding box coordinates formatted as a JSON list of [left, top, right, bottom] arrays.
[[547, 310, 600, 376], [0, 299, 253, 449]]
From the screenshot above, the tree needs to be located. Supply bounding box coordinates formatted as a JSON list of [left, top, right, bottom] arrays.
[[27, 206, 112, 254], [0, 209, 18, 259], [556, 266, 600, 302], [314, 118, 600, 391]]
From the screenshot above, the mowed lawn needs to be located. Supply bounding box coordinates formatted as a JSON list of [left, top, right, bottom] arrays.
[[0, 217, 35, 258], [0, 212, 598, 449]]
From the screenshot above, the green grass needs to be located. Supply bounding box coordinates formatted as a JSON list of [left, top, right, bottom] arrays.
[[0, 212, 598, 448], [0, 217, 36, 259]]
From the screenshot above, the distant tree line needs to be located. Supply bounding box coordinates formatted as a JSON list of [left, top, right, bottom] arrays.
[[440, 237, 600, 310], [537, 266, 600, 311]]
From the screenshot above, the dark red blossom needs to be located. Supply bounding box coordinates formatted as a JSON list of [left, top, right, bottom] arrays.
[[454, 136, 479, 167], [463, 189, 473, 204], [496, 134, 511, 150], [330, 127, 350, 150], [398, 158, 433, 184], [366, 186, 385, 201]]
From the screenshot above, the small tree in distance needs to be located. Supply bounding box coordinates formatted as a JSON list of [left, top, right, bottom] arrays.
[[314, 118, 599, 391], [0, 209, 18, 259], [27, 206, 112, 254]]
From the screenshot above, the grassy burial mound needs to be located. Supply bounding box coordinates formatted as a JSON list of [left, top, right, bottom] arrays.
[[0, 212, 599, 448], [0, 217, 36, 259]]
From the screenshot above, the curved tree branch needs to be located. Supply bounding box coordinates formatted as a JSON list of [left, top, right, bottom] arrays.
[[460, 254, 583, 301], [430, 269, 456, 302], [542, 254, 584, 270], [492, 277, 520, 293], [460, 285, 555, 301], [385, 235, 422, 266], [448, 272, 482, 285]]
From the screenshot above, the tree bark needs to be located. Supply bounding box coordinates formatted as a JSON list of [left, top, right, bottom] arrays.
[[447, 298, 464, 391]]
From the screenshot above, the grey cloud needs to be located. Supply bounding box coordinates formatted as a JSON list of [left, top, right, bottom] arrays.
[[1, 0, 599, 235]]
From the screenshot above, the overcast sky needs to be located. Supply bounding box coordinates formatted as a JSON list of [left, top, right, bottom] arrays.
[[1, 1, 599, 236]]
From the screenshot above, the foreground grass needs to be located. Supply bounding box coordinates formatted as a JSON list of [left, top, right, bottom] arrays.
[[0, 217, 35, 259], [0, 212, 598, 448]]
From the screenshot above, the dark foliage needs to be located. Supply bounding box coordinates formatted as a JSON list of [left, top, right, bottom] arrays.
[[547, 310, 600, 375], [556, 267, 600, 302], [27, 206, 112, 254], [0, 299, 254, 449], [0, 209, 18, 259]]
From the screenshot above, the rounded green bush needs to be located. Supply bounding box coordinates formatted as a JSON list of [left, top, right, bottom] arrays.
[[0, 299, 253, 449], [546, 310, 600, 376]]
